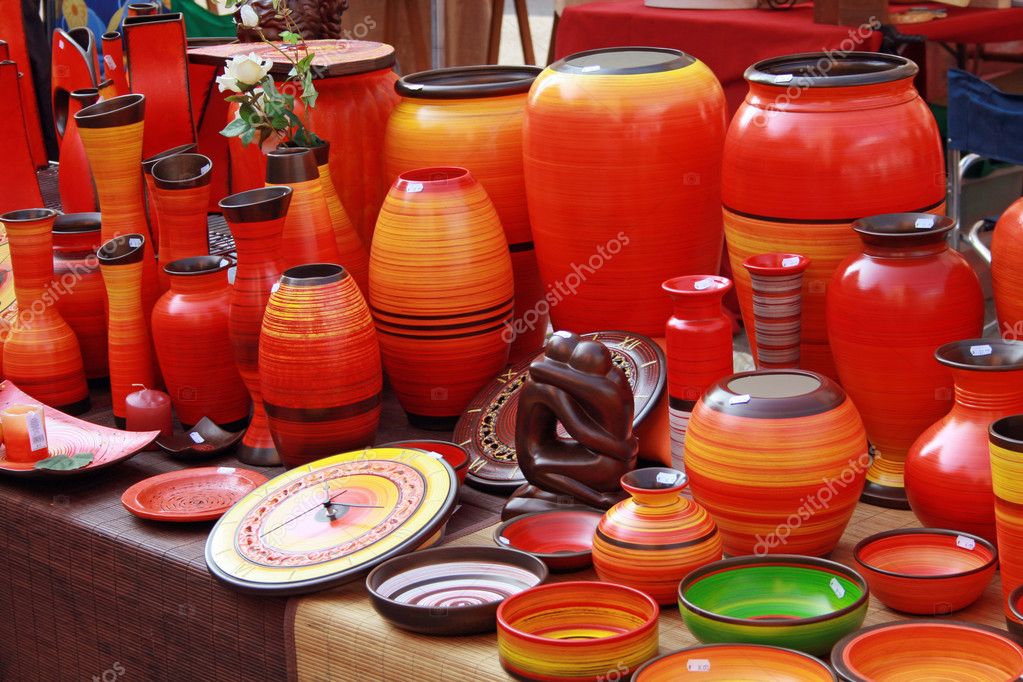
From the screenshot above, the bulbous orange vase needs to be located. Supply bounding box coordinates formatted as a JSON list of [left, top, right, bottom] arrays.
[[523, 48, 726, 338], [264, 148, 342, 271], [723, 53, 945, 380], [53, 213, 108, 379], [0, 209, 90, 413], [151, 153, 213, 291], [993, 197, 1023, 342], [370, 167, 514, 429], [310, 142, 369, 293], [386, 66, 547, 362]]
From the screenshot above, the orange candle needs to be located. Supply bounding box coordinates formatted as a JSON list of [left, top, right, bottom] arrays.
[[2, 404, 48, 462]]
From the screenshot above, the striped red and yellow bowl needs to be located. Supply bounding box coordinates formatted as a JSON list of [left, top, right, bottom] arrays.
[[631, 643, 836, 681], [497, 581, 659, 681]]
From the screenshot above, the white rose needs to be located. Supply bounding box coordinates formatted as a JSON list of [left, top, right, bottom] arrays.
[[238, 4, 259, 28], [216, 72, 241, 93], [224, 52, 272, 89]]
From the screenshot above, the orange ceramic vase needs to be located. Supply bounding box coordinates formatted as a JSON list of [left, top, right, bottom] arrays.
[[990, 416, 1023, 626], [523, 48, 726, 338], [220, 186, 292, 467], [151, 256, 250, 429], [150, 153, 212, 290], [905, 340, 1023, 543], [386, 66, 547, 362], [264, 148, 342, 270], [141, 142, 197, 264], [310, 142, 369, 293], [370, 167, 514, 429], [592, 467, 722, 604], [57, 88, 100, 213], [0, 209, 90, 413], [52, 213, 108, 379], [259, 264, 382, 468], [723, 53, 945, 380], [993, 197, 1023, 342], [685, 369, 868, 556], [98, 234, 159, 423], [827, 215, 983, 509]]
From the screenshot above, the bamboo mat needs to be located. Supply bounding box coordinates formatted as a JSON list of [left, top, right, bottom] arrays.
[[288, 502, 1010, 681]]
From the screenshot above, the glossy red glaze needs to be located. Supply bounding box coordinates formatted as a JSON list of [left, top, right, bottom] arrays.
[[51, 28, 98, 145], [101, 32, 129, 97], [494, 510, 602, 573], [0, 62, 44, 214], [57, 88, 100, 213], [742, 253, 810, 370], [53, 215, 108, 379], [141, 142, 198, 260], [151, 153, 213, 291], [993, 197, 1023, 342]]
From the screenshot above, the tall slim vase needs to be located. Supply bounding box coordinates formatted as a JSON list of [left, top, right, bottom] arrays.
[[53, 213, 108, 379], [220, 186, 292, 466], [141, 142, 197, 259], [742, 253, 810, 370], [991, 415, 1023, 630], [150, 153, 212, 290], [101, 31, 129, 97], [310, 141, 369, 293], [0, 209, 90, 413], [265, 148, 342, 270], [58, 88, 100, 213], [0, 61, 44, 215]]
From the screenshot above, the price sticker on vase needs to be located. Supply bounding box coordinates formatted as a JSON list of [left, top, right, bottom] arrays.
[[970, 344, 993, 357], [781, 256, 800, 268], [694, 278, 716, 291], [729, 394, 751, 405], [914, 217, 934, 229]]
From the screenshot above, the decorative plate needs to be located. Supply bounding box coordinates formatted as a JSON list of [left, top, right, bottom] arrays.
[[121, 466, 268, 522], [205, 447, 458, 596], [0, 381, 158, 478], [454, 330, 666, 492]]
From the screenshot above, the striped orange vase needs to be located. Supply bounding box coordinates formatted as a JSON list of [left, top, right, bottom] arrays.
[[259, 264, 382, 468], [523, 48, 726, 338], [991, 415, 1023, 627], [0, 209, 90, 413], [264, 148, 343, 270], [993, 198, 1023, 342], [141, 142, 197, 259], [57, 88, 100, 213], [98, 234, 159, 423], [723, 53, 945, 380], [220, 186, 292, 467], [386, 66, 547, 362], [592, 467, 721, 605], [370, 167, 514, 429], [150, 153, 212, 290], [743, 254, 810, 370], [53, 213, 108, 379], [310, 142, 369, 293], [685, 369, 868, 556]]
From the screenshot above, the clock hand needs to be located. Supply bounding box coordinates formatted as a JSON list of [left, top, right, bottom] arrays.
[[260, 488, 350, 537], [333, 503, 384, 509]]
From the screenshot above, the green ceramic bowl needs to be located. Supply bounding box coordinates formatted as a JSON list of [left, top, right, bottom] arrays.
[[678, 555, 869, 656]]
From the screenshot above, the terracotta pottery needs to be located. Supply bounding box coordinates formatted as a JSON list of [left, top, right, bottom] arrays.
[[386, 65, 547, 362], [828, 215, 983, 510], [141, 142, 197, 266], [309, 142, 369, 293], [905, 339, 1023, 543], [101, 32, 129, 97], [1009, 583, 1023, 641], [592, 467, 721, 604], [524, 48, 726, 338], [662, 275, 734, 471], [632, 644, 838, 682], [493, 509, 602, 573], [685, 370, 868, 557], [993, 198, 1023, 342], [52, 212, 108, 379], [742, 253, 810, 370], [51, 27, 98, 145], [264, 148, 343, 270], [370, 167, 514, 429], [151, 256, 250, 429], [97, 234, 159, 423], [150, 153, 212, 290], [723, 53, 945, 380], [220, 186, 292, 466], [0, 61, 45, 215], [121, 466, 268, 522], [990, 415, 1023, 629], [57, 88, 100, 213], [497, 581, 660, 682], [259, 263, 382, 468], [0, 209, 89, 413]]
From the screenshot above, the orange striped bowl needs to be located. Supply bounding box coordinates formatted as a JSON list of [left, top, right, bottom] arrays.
[[631, 644, 837, 681], [831, 620, 1023, 681], [853, 528, 996, 615], [497, 581, 659, 681]]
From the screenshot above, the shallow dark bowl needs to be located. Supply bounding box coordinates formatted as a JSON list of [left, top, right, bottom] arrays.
[[379, 439, 468, 485], [156, 417, 244, 460], [493, 510, 602, 572]]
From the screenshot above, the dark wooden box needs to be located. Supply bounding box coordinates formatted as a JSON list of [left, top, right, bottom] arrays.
[[814, 0, 889, 27]]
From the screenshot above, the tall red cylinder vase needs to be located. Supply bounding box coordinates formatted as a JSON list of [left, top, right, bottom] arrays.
[[57, 88, 100, 213], [150, 153, 212, 290], [53, 213, 108, 379], [265, 148, 342, 270], [742, 253, 810, 370]]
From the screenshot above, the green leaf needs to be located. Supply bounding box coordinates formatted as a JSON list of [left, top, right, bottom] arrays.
[[301, 80, 318, 109], [34, 452, 94, 471], [223, 95, 249, 104], [240, 127, 255, 146], [220, 117, 250, 137], [281, 30, 300, 45]]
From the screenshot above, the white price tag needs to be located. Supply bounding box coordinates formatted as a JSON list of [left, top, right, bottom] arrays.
[[405, 182, 424, 193], [686, 659, 711, 673], [729, 394, 751, 405], [271, 281, 281, 293], [781, 256, 800, 268], [914, 217, 934, 229], [656, 471, 679, 486], [26, 410, 46, 452], [189, 432, 206, 444], [58, 39, 65, 49], [128, 237, 142, 248], [829, 577, 846, 599], [694, 277, 716, 291], [104, 54, 116, 71], [970, 344, 993, 357], [581, 65, 601, 72], [773, 74, 793, 84], [956, 535, 976, 550], [216, 466, 236, 475]]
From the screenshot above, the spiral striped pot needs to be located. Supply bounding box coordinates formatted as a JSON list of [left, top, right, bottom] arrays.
[[497, 581, 659, 682], [742, 253, 809, 370], [386, 66, 547, 362], [265, 148, 343, 271], [0, 209, 90, 413], [991, 415, 1023, 628], [141, 142, 197, 254], [220, 186, 292, 467], [369, 167, 514, 429], [592, 467, 721, 604], [52, 213, 107, 380], [310, 142, 369, 294], [684, 370, 868, 556], [150, 153, 212, 291], [259, 264, 382, 468]]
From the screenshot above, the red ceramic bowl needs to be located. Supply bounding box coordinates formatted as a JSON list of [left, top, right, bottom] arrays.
[[493, 510, 603, 572], [381, 439, 469, 485], [632, 643, 836, 681], [853, 528, 996, 615], [1007, 584, 1023, 642]]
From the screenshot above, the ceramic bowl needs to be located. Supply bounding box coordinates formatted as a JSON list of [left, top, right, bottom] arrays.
[[497, 581, 659, 682], [831, 620, 1023, 681], [379, 439, 469, 485], [853, 528, 996, 615], [493, 510, 602, 572], [155, 417, 244, 460], [1007, 584, 1023, 642], [366, 545, 547, 636], [631, 643, 837, 681], [678, 555, 869, 656]]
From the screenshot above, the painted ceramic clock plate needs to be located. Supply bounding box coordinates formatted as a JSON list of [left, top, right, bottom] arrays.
[[454, 331, 666, 493], [205, 447, 458, 596], [122, 467, 269, 522]]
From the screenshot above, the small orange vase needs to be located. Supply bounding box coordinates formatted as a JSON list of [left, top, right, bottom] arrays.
[[993, 197, 1023, 342], [53, 213, 108, 379], [150, 153, 212, 290], [310, 142, 369, 293], [370, 167, 514, 429], [259, 264, 382, 468], [57, 88, 100, 214], [264, 148, 342, 270], [0, 209, 90, 413], [141, 142, 197, 259]]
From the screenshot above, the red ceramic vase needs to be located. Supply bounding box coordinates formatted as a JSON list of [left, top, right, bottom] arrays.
[[0, 61, 45, 214], [53, 212, 108, 379], [141, 142, 198, 261], [150, 153, 212, 290], [662, 275, 734, 472], [265, 148, 343, 270], [57, 88, 100, 213], [51, 27, 98, 146], [905, 339, 1023, 543], [101, 31, 129, 97], [993, 197, 1023, 343], [742, 253, 810, 370], [310, 142, 369, 293]]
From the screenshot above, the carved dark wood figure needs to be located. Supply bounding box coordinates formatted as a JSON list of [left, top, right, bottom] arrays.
[[236, 0, 348, 42], [502, 331, 639, 519]]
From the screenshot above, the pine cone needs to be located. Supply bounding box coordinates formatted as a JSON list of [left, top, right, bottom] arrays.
[[236, 0, 349, 42]]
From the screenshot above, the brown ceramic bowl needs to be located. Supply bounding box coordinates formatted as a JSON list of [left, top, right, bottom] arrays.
[[493, 510, 602, 572], [156, 417, 244, 460]]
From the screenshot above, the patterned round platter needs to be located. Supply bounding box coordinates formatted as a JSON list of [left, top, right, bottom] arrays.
[[454, 331, 666, 492], [205, 447, 458, 596], [121, 466, 269, 522]]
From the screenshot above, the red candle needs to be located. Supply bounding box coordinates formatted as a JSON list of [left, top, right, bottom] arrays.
[[125, 384, 173, 439]]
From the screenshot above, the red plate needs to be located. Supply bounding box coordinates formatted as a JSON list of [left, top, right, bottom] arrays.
[[121, 466, 269, 522]]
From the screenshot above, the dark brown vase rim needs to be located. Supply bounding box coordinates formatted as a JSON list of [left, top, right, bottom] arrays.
[[397, 166, 470, 186], [1011, 584, 1023, 621], [219, 186, 293, 222], [75, 93, 145, 128], [396, 65, 542, 99], [701, 369, 845, 419], [53, 212, 101, 234], [151, 153, 214, 189], [633, 645, 839, 682], [552, 47, 696, 75], [163, 255, 233, 276], [853, 528, 997, 581], [280, 140, 331, 167], [990, 415, 1023, 451], [70, 88, 100, 105], [102, 30, 121, 40], [142, 142, 199, 174], [280, 263, 348, 287], [97, 234, 146, 265], [746, 52, 918, 88], [935, 339, 1023, 372], [265, 147, 319, 184], [1, 208, 57, 223], [64, 26, 95, 56], [852, 213, 954, 246], [620, 466, 687, 494], [123, 11, 182, 27]]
